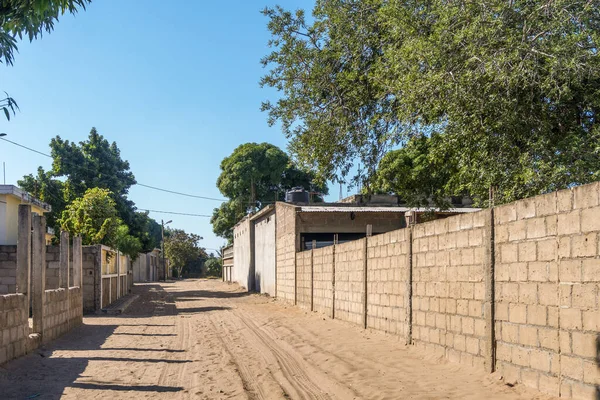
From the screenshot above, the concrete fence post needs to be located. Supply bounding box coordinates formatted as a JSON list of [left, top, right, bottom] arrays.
[[406, 226, 414, 345], [363, 225, 372, 330], [331, 234, 337, 320], [72, 236, 82, 288], [59, 231, 70, 289], [32, 215, 46, 336], [294, 252, 298, 306], [483, 208, 496, 373], [311, 240, 316, 312], [116, 250, 121, 299], [16, 204, 32, 296]]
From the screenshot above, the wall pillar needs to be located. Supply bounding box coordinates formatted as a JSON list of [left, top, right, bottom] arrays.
[[59, 231, 69, 289], [406, 226, 414, 345], [72, 236, 82, 288], [363, 225, 372, 329], [32, 215, 46, 335], [331, 234, 337, 320], [310, 240, 315, 312], [116, 251, 121, 299], [483, 208, 496, 372], [16, 204, 31, 296]]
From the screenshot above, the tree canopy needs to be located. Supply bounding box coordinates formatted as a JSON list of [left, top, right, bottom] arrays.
[[262, 0, 600, 206], [0, 0, 91, 120], [164, 228, 206, 278], [211, 142, 328, 241], [19, 127, 161, 251]]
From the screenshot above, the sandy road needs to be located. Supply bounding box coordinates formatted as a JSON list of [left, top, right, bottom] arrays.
[[0, 279, 555, 400]]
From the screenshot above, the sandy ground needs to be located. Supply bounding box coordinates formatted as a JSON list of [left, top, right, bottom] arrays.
[[0, 279, 557, 400]]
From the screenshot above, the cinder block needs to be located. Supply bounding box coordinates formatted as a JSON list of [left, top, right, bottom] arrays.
[[509, 304, 527, 324], [573, 182, 599, 209], [537, 240, 557, 262], [582, 309, 600, 331], [559, 260, 582, 282], [527, 304, 547, 326], [559, 308, 582, 330], [511, 346, 530, 367], [561, 355, 584, 381], [558, 210, 581, 236], [570, 232, 597, 258], [520, 369, 539, 390], [582, 259, 600, 282], [571, 283, 597, 308], [517, 199, 536, 220], [519, 325, 538, 347], [519, 283, 538, 304], [557, 189, 573, 212], [518, 242, 537, 262], [526, 218, 546, 239], [538, 328, 558, 351], [572, 332, 597, 358]]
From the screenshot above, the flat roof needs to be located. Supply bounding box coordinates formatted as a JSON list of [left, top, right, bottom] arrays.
[[0, 185, 51, 212], [299, 206, 481, 213]]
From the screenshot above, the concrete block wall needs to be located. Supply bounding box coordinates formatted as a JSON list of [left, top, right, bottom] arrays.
[[42, 287, 82, 344], [367, 229, 410, 336], [411, 211, 488, 369], [494, 183, 600, 398], [296, 250, 312, 310], [334, 239, 365, 326], [276, 203, 297, 303], [313, 246, 334, 317], [0, 293, 29, 365], [298, 211, 404, 234], [0, 246, 17, 294]]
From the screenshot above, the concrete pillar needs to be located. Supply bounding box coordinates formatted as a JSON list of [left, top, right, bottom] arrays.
[[32, 215, 46, 335], [406, 226, 414, 345], [363, 226, 372, 330], [310, 240, 316, 312], [16, 204, 31, 295], [332, 234, 337, 320], [116, 251, 121, 299], [483, 208, 496, 372], [59, 231, 70, 288], [72, 236, 82, 288]]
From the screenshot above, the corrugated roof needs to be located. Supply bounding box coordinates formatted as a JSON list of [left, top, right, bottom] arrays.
[[298, 206, 481, 213]]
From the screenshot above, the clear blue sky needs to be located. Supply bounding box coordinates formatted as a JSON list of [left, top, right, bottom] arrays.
[[0, 0, 325, 254]]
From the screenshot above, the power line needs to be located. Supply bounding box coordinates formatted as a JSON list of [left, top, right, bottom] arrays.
[[139, 209, 211, 217], [0, 137, 225, 202]]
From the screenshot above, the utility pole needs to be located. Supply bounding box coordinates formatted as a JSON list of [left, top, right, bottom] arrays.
[[161, 219, 172, 281]]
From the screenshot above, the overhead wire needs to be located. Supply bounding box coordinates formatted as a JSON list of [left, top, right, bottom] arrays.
[[0, 137, 224, 216]]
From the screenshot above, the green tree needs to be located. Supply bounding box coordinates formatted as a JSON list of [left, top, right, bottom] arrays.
[[262, 0, 600, 206], [114, 224, 142, 260], [204, 257, 222, 277], [164, 229, 206, 278], [18, 166, 66, 231], [372, 134, 458, 209], [0, 0, 91, 120], [211, 142, 328, 241], [58, 187, 121, 246]]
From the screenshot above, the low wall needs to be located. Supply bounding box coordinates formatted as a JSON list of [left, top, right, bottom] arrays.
[[283, 181, 600, 400], [0, 246, 17, 294], [0, 293, 29, 365], [43, 287, 83, 344]]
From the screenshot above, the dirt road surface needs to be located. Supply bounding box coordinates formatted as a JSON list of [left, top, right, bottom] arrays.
[[0, 279, 555, 400]]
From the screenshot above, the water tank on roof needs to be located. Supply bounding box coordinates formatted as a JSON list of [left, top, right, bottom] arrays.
[[285, 187, 309, 204]]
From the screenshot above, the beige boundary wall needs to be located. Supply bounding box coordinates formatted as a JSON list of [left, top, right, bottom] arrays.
[[284, 182, 600, 399]]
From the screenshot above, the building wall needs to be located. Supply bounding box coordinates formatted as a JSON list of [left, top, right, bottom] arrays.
[[254, 212, 276, 295], [367, 228, 410, 336], [313, 246, 334, 317], [275, 202, 297, 302], [333, 239, 365, 326], [493, 183, 600, 398], [233, 217, 253, 290], [297, 211, 404, 234], [0, 194, 48, 245], [411, 211, 489, 370]]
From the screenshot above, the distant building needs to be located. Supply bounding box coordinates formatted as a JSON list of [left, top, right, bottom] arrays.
[[0, 185, 52, 245], [230, 194, 480, 296]]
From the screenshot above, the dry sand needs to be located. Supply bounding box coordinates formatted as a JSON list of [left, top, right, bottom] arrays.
[[0, 279, 557, 399]]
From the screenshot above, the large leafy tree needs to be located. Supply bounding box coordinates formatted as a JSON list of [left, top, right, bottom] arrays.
[[0, 0, 91, 120], [164, 229, 206, 278], [262, 0, 600, 206], [19, 127, 161, 249], [211, 142, 328, 241], [261, 2, 399, 190]]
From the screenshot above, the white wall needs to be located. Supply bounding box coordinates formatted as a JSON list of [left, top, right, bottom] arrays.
[[254, 212, 276, 295], [233, 217, 253, 290]]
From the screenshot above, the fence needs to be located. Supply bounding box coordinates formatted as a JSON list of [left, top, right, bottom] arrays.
[[283, 182, 600, 400], [100, 247, 130, 309], [0, 206, 83, 365]]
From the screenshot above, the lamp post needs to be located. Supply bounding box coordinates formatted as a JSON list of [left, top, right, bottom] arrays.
[[161, 219, 172, 281], [1, 134, 6, 184]]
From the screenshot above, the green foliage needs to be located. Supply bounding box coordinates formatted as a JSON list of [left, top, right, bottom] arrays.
[[211, 142, 327, 240], [262, 0, 600, 206], [210, 200, 245, 243], [114, 224, 142, 260], [372, 134, 457, 208], [19, 127, 161, 250], [58, 188, 121, 246], [0, 0, 91, 120], [164, 229, 206, 277], [204, 257, 222, 277]]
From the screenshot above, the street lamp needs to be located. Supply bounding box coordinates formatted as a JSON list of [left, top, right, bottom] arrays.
[[161, 219, 172, 281]]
